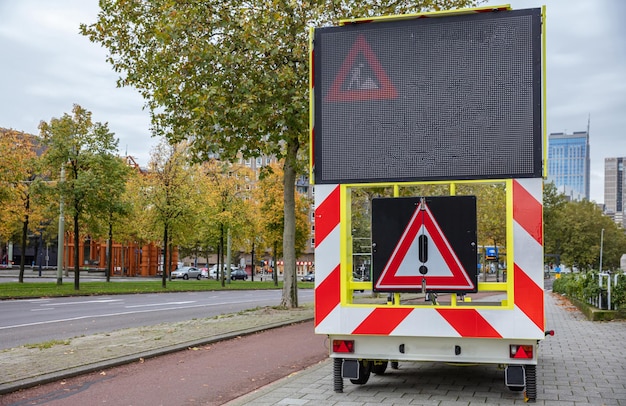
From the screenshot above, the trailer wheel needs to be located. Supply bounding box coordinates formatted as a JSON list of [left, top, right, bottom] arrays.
[[371, 361, 388, 375], [349, 360, 371, 385], [524, 364, 537, 402], [333, 358, 344, 393]]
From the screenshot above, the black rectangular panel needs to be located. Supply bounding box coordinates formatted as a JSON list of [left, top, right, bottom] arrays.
[[313, 8, 542, 184], [371, 196, 477, 293]]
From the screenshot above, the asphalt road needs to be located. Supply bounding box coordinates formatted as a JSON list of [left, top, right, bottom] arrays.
[[0, 320, 327, 406], [0, 290, 314, 350]]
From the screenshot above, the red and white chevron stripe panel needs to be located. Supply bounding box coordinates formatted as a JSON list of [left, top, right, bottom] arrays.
[[314, 179, 544, 340]]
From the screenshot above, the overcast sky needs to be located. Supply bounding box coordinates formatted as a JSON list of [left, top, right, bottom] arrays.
[[1, 1, 625, 203]]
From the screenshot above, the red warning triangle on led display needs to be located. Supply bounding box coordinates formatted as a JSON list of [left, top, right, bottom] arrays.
[[325, 34, 398, 102], [374, 201, 475, 291]]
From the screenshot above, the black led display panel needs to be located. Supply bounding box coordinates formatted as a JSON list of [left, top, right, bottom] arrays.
[[313, 8, 542, 184]]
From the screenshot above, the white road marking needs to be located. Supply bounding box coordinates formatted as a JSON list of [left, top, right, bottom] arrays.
[[0, 299, 264, 330]]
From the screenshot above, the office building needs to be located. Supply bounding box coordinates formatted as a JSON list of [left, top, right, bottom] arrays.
[[547, 130, 590, 201], [604, 157, 625, 227]]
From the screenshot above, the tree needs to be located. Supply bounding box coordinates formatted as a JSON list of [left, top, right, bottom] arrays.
[[40, 104, 121, 290], [81, 0, 479, 307], [541, 182, 626, 272], [558, 199, 625, 271], [85, 155, 131, 281], [142, 140, 196, 287], [0, 130, 42, 282], [543, 181, 568, 267], [118, 164, 156, 274], [255, 163, 310, 291], [199, 159, 250, 285]]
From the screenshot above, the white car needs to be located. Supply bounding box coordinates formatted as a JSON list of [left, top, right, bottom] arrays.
[[171, 266, 202, 280], [206, 264, 239, 279]]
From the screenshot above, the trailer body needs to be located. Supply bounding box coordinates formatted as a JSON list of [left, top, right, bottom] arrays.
[[311, 4, 546, 401]]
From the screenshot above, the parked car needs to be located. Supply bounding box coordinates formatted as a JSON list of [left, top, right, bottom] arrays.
[[207, 264, 239, 279], [171, 266, 202, 280], [229, 269, 249, 280], [301, 272, 315, 282]]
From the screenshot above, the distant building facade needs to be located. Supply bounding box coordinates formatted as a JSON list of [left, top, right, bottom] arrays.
[[547, 130, 590, 201], [604, 157, 626, 227]]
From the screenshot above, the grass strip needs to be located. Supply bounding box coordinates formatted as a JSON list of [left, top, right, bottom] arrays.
[[0, 280, 314, 299]]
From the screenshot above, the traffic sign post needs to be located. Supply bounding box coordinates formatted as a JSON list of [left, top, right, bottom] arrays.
[[485, 246, 498, 261]]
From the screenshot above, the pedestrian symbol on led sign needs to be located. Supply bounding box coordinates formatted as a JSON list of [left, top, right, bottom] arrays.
[[325, 34, 398, 102]]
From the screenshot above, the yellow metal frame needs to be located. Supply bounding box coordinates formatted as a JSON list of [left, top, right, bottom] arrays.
[[542, 5, 548, 179], [337, 179, 514, 311], [308, 27, 315, 183], [338, 4, 512, 25]]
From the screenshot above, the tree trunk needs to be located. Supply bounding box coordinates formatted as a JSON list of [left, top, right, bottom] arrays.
[[251, 241, 255, 282], [280, 140, 298, 308], [107, 220, 113, 282], [73, 212, 80, 290], [162, 224, 168, 288], [220, 223, 225, 287], [19, 211, 28, 284]]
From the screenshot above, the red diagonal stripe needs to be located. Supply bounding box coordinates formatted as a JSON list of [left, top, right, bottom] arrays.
[[513, 180, 543, 245], [352, 308, 413, 335], [514, 263, 544, 330], [315, 186, 340, 247], [437, 309, 502, 338], [314, 265, 341, 327]]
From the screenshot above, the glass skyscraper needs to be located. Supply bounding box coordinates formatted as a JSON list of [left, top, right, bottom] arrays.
[[547, 131, 590, 201], [604, 157, 625, 227]]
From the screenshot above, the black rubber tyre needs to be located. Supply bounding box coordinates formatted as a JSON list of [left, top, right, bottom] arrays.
[[371, 361, 388, 375], [183, 274, 189, 280], [349, 360, 371, 385], [196, 274, 202, 280]]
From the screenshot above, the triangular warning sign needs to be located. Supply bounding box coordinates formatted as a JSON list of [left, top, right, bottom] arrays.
[[514, 347, 530, 359], [375, 201, 475, 291], [325, 34, 398, 102]]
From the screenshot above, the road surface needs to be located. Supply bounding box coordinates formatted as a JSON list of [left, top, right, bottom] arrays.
[[0, 320, 327, 406], [0, 290, 314, 350]]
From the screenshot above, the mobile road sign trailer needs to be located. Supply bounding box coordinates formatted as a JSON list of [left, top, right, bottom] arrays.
[[311, 5, 548, 402]]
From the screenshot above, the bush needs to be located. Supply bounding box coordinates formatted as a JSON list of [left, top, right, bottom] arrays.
[[581, 272, 601, 301], [553, 271, 626, 310], [613, 273, 626, 309], [552, 273, 582, 298]]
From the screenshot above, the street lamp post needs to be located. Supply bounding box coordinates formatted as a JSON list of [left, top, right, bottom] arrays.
[[599, 228, 605, 273]]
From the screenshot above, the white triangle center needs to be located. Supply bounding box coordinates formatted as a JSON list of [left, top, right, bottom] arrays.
[[395, 224, 454, 277]]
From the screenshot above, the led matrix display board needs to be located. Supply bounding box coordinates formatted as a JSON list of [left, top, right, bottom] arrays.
[[313, 8, 542, 184]]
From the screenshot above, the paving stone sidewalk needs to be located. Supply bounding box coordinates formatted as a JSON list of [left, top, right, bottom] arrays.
[[226, 293, 626, 406]]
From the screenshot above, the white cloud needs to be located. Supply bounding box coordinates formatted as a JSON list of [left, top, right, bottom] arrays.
[[1, 0, 625, 202], [0, 0, 155, 166]]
